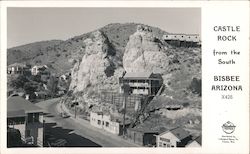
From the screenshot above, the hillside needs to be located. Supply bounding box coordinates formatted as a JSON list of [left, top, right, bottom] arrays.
[[8, 23, 201, 135], [8, 23, 168, 75]]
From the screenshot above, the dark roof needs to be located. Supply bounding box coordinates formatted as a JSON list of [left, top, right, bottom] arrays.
[[7, 110, 26, 118], [124, 72, 152, 79], [8, 96, 43, 115], [194, 136, 201, 145], [187, 135, 202, 146], [160, 127, 190, 140], [170, 127, 190, 140]]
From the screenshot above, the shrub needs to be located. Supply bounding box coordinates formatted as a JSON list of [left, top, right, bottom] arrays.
[[189, 78, 201, 96]]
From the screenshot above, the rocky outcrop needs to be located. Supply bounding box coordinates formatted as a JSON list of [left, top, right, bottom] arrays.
[[123, 25, 169, 73], [69, 31, 117, 92]]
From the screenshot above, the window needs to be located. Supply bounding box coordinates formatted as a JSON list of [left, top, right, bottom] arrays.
[[159, 142, 163, 147], [34, 113, 39, 122], [163, 143, 167, 147], [98, 120, 101, 125], [160, 137, 170, 142], [106, 122, 109, 127], [27, 113, 40, 123]]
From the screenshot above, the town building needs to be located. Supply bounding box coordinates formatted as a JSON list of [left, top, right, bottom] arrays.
[[7, 96, 44, 147], [127, 127, 158, 146], [31, 65, 48, 76], [7, 63, 31, 75], [119, 72, 163, 96], [90, 111, 130, 135], [162, 34, 201, 47], [186, 136, 201, 147], [156, 127, 192, 147]]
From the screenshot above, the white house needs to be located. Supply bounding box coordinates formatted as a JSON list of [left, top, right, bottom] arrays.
[[7, 63, 30, 75], [90, 111, 130, 135], [163, 34, 200, 43], [156, 127, 192, 147], [90, 111, 120, 135], [7, 96, 44, 146], [31, 65, 48, 76]]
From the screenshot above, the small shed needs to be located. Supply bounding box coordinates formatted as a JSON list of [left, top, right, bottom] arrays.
[[156, 127, 192, 147], [127, 127, 158, 146]]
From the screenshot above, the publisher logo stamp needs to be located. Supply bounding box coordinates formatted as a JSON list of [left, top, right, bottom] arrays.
[[218, 121, 238, 143], [222, 121, 236, 134]]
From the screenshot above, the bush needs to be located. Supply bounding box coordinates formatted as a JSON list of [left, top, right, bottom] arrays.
[[189, 78, 201, 96], [9, 75, 28, 89]]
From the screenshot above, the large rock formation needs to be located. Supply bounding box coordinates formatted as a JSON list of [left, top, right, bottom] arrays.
[[69, 31, 117, 92], [123, 25, 169, 73]]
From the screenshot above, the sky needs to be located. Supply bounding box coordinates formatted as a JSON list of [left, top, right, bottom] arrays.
[[7, 8, 200, 48]]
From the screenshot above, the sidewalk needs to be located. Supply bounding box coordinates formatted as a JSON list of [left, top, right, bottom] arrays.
[[56, 102, 140, 147]]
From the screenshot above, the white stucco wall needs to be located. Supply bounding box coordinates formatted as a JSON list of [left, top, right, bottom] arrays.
[[90, 112, 120, 135], [156, 132, 179, 147]]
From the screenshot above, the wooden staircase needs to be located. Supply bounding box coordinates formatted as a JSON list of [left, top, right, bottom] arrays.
[[128, 84, 165, 129]]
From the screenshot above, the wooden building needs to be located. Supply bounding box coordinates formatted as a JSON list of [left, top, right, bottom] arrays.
[[119, 72, 163, 96], [127, 127, 158, 146], [162, 34, 201, 47], [7, 96, 44, 147]]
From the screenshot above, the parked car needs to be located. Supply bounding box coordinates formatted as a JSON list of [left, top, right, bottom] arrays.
[[61, 112, 70, 118]]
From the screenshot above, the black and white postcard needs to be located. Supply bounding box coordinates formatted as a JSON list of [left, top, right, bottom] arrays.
[[0, 1, 249, 154]]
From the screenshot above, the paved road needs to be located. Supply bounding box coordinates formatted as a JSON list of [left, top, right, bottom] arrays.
[[36, 98, 139, 147]]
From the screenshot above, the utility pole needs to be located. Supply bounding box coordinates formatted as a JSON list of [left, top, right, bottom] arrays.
[[72, 101, 78, 119], [74, 104, 77, 119]]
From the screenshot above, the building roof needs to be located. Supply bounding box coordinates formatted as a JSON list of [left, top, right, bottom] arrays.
[[7, 96, 43, 116], [7, 110, 26, 118], [186, 135, 202, 146], [8, 63, 27, 68], [159, 127, 190, 140], [194, 136, 201, 145], [123, 72, 152, 79]]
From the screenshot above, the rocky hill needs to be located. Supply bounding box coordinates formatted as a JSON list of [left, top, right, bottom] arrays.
[[8, 23, 201, 134], [8, 23, 168, 75]]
